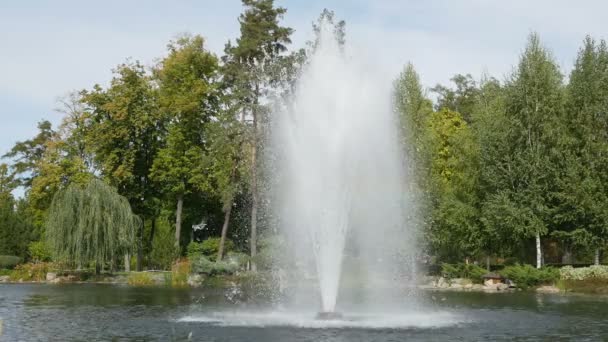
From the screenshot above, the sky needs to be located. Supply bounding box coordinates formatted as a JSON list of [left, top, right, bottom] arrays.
[[1, 0, 608, 158]]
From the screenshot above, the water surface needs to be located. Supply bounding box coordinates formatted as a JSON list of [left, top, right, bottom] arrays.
[[1, 284, 607, 341]]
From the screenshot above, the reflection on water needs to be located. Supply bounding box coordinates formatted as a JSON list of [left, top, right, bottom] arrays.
[[2, 284, 608, 341]]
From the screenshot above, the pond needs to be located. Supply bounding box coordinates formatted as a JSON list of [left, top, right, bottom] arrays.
[[1, 283, 608, 341]]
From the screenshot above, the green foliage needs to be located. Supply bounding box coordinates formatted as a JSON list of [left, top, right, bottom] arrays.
[[500, 264, 559, 289], [188, 238, 234, 262], [190, 255, 238, 275], [560, 265, 608, 280], [127, 272, 155, 286], [150, 219, 177, 270], [45, 179, 138, 271], [440, 263, 487, 283], [0, 255, 22, 269], [0, 181, 35, 259], [28, 241, 51, 262]]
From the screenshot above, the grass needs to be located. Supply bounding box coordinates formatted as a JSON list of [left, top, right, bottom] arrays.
[[127, 272, 154, 286], [171, 259, 190, 288], [9, 262, 55, 282]]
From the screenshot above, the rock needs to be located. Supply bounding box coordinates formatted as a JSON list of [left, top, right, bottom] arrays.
[[484, 279, 495, 287], [187, 274, 204, 287], [46, 272, 57, 282], [0, 275, 9, 283], [536, 285, 560, 293], [452, 278, 472, 286], [463, 283, 473, 290], [471, 284, 485, 291], [497, 283, 509, 291], [436, 277, 447, 288], [450, 283, 463, 290]]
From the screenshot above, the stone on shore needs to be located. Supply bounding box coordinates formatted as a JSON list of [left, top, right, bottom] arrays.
[[536, 285, 560, 293]]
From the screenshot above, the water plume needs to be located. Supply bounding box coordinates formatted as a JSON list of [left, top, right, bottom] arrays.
[[271, 19, 419, 315]]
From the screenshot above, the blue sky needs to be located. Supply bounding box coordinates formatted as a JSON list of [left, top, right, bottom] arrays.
[[1, 0, 607, 157]]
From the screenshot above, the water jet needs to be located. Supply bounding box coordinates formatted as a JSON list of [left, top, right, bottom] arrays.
[[271, 18, 419, 316]]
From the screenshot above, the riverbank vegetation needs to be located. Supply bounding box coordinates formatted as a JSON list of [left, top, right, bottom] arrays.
[[1, 0, 608, 284]]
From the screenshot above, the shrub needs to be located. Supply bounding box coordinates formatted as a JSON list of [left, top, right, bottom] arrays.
[[441, 263, 487, 283], [127, 272, 155, 286], [171, 259, 190, 287], [9, 262, 55, 281], [191, 255, 237, 276], [560, 265, 608, 280], [186, 241, 204, 260], [28, 241, 52, 263], [225, 252, 249, 268], [150, 220, 177, 270], [187, 238, 234, 262], [0, 255, 22, 269], [499, 264, 559, 289]]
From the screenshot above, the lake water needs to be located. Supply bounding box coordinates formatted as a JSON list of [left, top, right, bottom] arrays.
[[1, 283, 608, 341]]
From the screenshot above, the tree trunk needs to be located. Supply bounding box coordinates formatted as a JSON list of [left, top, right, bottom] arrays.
[[595, 248, 600, 265], [250, 91, 259, 272], [175, 194, 184, 250], [486, 255, 491, 271], [124, 253, 130, 272], [535, 232, 542, 269], [217, 204, 234, 262], [137, 218, 144, 271], [562, 245, 572, 265], [148, 217, 156, 249]]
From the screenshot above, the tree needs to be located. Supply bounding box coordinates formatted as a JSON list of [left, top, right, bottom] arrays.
[[225, 0, 294, 270], [0, 164, 33, 258], [555, 36, 608, 264], [427, 109, 481, 263], [151, 34, 219, 253], [431, 74, 479, 122], [489, 33, 565, 268], [81, 62, 162, 270], [3, 120, 55, 188], [45, 179, 138, 273]]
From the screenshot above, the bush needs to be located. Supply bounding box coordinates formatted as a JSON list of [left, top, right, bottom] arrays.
[[127, 272, 154, 286], [0, 255, 22, 269], [191, 255, 237, 275], [28, 241, 52, 262], [9, 262, 55, 281], [150, 220, 177, 270], [225, 252, 249, 268], [441, 263, 487, 283], [499, 264, 559, 289], [560, 265, 608, 280], [187, 238, 234, 262]]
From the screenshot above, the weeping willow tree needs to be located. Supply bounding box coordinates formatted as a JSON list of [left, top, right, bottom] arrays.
[[46, 179, 139, 273]]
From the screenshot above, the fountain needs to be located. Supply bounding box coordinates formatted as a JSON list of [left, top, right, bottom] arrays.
[[271, 19, 419, 319]]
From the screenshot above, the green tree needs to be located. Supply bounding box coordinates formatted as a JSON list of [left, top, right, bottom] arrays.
[[485, 33, 565, 268], [45, 179, 138, 273], [427, 109, 481, 263], [151, 34, 219, 252], [2, 120, 55, 188], [225, 0, 294, 270], [431, 74, 479, 122], [81, 62, 162, 270], [554, 36, 608, 264]]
